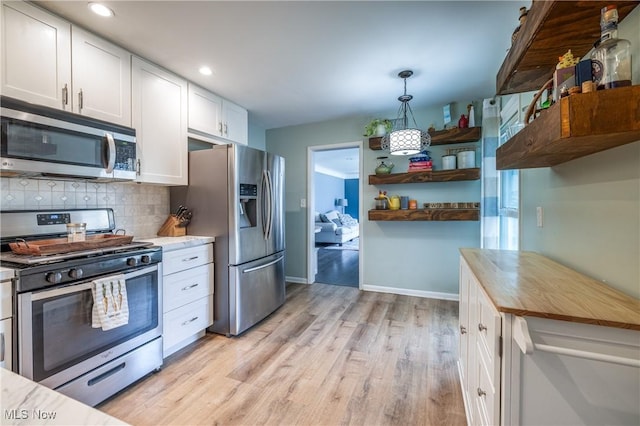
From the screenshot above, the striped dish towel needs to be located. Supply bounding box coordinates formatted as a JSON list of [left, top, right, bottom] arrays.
[[91, 274, 129, 331]]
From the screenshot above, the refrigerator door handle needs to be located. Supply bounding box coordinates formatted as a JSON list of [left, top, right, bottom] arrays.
[[261, 169, 268, 239], [242, 255, 284, 273], [265, 169, 273, 241]]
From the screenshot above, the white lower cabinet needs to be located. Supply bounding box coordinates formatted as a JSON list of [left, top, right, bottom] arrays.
[[162, 243, 214, 357], [1, 277, 13, 370], [459, 257, 501, 426]]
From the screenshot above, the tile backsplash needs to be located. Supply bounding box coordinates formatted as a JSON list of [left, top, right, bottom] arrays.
[[0, 177, 170, 239]]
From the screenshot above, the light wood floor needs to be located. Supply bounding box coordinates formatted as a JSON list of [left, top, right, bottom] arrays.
[[99, 283, 466, 426]]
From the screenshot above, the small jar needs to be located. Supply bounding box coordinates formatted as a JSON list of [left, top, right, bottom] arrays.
[[408, 199, 418, 210], [67, 223, 86, 242], [375, 198, 388, 210]]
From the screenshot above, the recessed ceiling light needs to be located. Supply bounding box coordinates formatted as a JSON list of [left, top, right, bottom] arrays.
[[199, 66, 213, 76], [88, 2, 114, 18]]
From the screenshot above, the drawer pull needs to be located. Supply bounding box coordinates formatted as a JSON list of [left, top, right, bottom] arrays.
[[182, 256, 199, 262], [181, 283, 199, 291], [478, 323, 487, 332], [460, 325, 467, 334], [181, 316, 199, 326], [477, 387, 486, 397]]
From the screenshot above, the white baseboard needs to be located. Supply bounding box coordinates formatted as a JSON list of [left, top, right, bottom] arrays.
[[361, 284, 459, 301], [286, 278, 458, 301], [286, 276, 310, 284]]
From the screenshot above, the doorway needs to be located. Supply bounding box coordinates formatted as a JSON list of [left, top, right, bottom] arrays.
[[307, 142, 363, 288]]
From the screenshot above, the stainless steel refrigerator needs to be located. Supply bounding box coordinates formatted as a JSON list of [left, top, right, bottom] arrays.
[[171, 144, 285, 336]]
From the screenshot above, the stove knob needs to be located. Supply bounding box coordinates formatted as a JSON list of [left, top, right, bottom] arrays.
[[68, 268, 84, 279], [126, 257, 138, 266], [140, 255, 151, 264], [46, 272, 63, 284]]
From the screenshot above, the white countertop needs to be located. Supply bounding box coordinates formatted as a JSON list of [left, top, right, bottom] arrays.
[[0, 266, 15, 281], [140, 235, 214, 252], [1, 368, 128, 426]]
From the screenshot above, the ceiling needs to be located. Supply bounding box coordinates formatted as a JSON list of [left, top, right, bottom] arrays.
[[314, 147, 360, 179], [35, 0, 526, 131]]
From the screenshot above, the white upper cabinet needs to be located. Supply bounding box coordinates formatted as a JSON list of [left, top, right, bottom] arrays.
[[187, 83, 248, 145], [132, 56, 188, 185], [1, 1, 71, 109], [188, 83, 222, 141], [1, 1, 131, 126], [222, 99, 248, 145], [71, 27, 131, 126]]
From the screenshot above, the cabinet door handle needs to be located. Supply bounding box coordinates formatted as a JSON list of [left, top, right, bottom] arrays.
[[224, 123, 228, 135], [460, 325, 467, 334], [218, 122, 223, 135], [181, 316, 199, 326], [181, 283, 199, 291], [477, 387, 486, 397], [478, 323, 487, 332], [78, 89, 84, 111], [62, 84, 69, 107], [0, 332, 4, 362], [136, 159, 141, 176]]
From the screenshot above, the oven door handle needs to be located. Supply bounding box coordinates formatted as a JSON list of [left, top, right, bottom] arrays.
[[29, 265, 158, 301]]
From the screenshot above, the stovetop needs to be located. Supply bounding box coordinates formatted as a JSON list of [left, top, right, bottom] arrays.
[[0, 241, 155, 266]]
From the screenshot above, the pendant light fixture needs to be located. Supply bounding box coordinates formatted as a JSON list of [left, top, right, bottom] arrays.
[[381, 70, 431, 156]]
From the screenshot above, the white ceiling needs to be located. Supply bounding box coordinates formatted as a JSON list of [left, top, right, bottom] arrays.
[[314, 147, 359, 179], [35, 0, 526, 131]]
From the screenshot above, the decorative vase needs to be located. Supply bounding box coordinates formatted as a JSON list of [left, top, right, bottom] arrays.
[[375, 124, 387, 137], [458, 114, 469, 128]]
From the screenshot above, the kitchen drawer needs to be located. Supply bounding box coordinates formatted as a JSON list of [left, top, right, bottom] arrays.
[[163, 294, 213, 352], [162, 244, 213, 275], [474, 354, 497, 426], [1, 280, 12, 321], [0, 317, 12, 370], [163, 263, 213, 313], [476, 285, 501, 378]]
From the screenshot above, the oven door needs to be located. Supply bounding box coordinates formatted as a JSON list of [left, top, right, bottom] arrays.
[[18, 265, 161, 389]]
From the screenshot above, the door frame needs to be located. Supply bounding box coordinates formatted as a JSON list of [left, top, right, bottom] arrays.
[[306, 141, 363, 288]]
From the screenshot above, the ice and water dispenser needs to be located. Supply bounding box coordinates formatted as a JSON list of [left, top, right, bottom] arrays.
[[239, 183, 257, 228]]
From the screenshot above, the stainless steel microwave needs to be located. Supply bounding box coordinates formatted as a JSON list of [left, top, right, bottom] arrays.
[[1, 96, 136, 181]]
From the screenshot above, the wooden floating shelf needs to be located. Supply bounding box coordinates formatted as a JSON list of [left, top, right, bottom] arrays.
[[368, 126, 481, 150], [496, 1, 639, 95], [368, 168, 480, 185], [496, 85, 640, 170], [368, 208, 479, 222], [429, 126, 482, 145]]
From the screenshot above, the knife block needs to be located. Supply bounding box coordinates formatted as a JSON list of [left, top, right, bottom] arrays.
[[157, 215, 186, 237]]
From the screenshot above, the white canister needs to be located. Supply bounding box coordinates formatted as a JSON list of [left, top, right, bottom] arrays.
[[457, 150, 476, 169], [442, 155, 457, 170]]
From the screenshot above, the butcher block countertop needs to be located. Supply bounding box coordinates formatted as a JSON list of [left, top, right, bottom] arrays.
[[460, 248, 640, 331]]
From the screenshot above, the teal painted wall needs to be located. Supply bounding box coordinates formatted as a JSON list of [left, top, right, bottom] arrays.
[[266, 101, 482, 296], [520, 7, 640, 298]]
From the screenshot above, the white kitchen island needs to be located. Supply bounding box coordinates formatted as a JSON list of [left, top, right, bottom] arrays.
[[458, 248, 640, 426]]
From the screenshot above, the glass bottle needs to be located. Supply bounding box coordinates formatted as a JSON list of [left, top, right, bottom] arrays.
[[591, 5, 632, 90]]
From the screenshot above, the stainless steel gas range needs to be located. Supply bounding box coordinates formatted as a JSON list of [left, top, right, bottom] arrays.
[[0, 208, 163, 407]]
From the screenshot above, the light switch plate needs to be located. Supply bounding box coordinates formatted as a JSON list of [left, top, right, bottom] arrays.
[[536, 206, 543, 227], [300, 198, 306, 208]]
